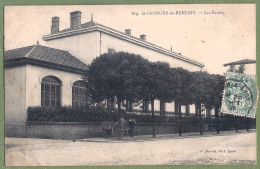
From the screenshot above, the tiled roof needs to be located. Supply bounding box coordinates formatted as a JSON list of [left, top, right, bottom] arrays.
[[223, 59, 256, 66], [5, 45, 88, 71]]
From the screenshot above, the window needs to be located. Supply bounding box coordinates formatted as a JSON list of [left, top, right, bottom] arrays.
[[41, 76, 61, 107], [72, 81, 89, 108]]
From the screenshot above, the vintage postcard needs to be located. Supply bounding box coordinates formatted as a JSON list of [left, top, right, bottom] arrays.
[[4, 4, 257, 166]]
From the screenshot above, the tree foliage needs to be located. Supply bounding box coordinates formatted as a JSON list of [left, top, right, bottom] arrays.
[[140, 62, 180, 103], [87, 51, 150, 104], [86, 51, 226, 116]]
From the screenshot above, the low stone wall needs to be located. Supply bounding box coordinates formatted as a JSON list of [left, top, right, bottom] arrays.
[[5, 121, 255, 140], [5, 123, 27, 137], [134, 123, 201, 136], [6, 122, 203, 139]]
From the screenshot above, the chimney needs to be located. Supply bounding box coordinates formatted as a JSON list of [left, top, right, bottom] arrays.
[[51, 17, 59, 34], [125, 29, 131, 35], [70, 11, 82, 29], [140, 34, 146, 41], [108, 48, 116, 54]]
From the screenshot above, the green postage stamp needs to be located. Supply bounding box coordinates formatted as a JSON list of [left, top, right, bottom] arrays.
[[221, 72, 258, 118]]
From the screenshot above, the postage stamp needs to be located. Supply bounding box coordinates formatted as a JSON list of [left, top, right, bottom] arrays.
[[221, 72, 258, 118]]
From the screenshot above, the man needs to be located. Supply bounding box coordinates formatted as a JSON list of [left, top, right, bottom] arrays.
[[128, 118, 136, 137]]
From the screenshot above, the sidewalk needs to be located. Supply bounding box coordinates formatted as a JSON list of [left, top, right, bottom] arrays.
[[77, 129, 256, 143]]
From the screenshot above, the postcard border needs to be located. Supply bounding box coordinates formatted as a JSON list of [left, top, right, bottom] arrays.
[[0, 0, 259, 169]]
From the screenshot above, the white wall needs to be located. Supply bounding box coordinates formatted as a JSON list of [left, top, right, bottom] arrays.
[[26, 65, 84, 107], [244, 64, 256, 76], [5, 64, 84, 124], [5, 66, 27, 123], [46, 31, 202, 71], [165, 102, 174, 113], [46, 32, 100, 64], [100, 32, 201, 71], [190, 104, 196, 114]]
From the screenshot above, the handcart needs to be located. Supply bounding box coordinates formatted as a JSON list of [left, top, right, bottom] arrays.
[[101, 120, 130, 139]]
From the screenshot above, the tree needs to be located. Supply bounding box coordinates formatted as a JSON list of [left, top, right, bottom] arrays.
[[211, 74, 225, 133], [86, 52, 150, 138], [172, 68, 193, 136], [138, 62, 180, 137], [189, 71, 214, 134], [189, 72, 226, 134]]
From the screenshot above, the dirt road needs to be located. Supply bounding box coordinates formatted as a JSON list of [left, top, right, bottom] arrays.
[[5, 130, 256, 166]]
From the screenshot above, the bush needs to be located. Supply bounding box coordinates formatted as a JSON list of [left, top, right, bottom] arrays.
[[27, 106, 203, 123], [28, 106, 255, 127], [27, 105, 118, 122]]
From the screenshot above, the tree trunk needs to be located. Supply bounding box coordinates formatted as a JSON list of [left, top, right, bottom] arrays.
[[151, 99, 156, 138], [246, 117, 249, 131], [235, 116, 238, 132], [178, 102, 182, 136], [199, 104, 203, 135], [174, 101, 178, 116], [117, 98, 122, 140], [207, 109, 212, 132], [117, 99, 121, 122], [195, 104, 199, 116], [160, 100, 166, 116], [215, 106, 220, 134], [185, 104, 190, 116]]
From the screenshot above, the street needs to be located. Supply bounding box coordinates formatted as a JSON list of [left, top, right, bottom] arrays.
[[5, 130, 256, 166]]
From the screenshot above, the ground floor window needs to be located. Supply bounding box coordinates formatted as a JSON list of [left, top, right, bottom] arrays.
[[41, 76, 61, 107], [72, 81, 89, 108]]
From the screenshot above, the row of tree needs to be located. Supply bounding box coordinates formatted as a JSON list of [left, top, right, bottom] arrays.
[[84, 52, 226, 138]]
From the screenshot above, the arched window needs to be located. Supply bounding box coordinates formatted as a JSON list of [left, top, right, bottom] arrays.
[[72, 81, 89, 108], [41, 76, 61, 107]]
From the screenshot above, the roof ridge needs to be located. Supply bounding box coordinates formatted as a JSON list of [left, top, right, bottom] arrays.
[[43, 21, 204, 67], [39, 45, 71, 54], [24, 44, 38, 58], [93, 22, 202, 65], [5, 45, 34, 52], [60, 21, 182, 57]]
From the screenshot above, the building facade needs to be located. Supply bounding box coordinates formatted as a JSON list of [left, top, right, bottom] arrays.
[[43, 11, 204, 72], [5, 11, 206, 135], [42, 10, 204, 115], [5, 45, 89, 126]]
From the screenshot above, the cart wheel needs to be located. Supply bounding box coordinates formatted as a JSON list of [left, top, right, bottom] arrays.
[[112, 122, 124, 140]]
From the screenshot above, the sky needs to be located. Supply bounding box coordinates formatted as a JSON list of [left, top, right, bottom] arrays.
[[4, 4, 256, 75]]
